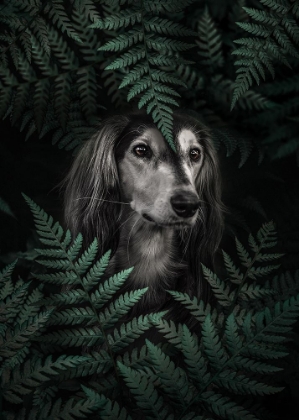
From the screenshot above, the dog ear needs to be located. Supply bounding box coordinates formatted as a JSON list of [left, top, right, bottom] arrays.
[[184, 135, 224, 302], [63, 115, 130, 255]]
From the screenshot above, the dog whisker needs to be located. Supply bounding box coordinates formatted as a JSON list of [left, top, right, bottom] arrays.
[[74, 197, 130, 205]]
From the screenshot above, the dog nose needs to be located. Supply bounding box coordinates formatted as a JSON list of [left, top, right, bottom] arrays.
[[170, 193, 200, 218]]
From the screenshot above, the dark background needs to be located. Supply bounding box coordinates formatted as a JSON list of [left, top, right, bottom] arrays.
[[1, 0, 299, 418]]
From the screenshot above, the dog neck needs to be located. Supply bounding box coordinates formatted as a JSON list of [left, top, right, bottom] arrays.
[[108, 208, 188, 301]]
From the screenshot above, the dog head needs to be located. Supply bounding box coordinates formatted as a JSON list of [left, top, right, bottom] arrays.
[[64, 111, 223, 265]]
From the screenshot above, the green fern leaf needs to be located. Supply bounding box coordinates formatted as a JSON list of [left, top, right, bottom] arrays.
[[105, 47, 146, 70], [53, 72, 72, 131], [235, 238, 252, 267], [40, 289, 86, 306], [202, 314, 228, 369], [180, 324, 210, 389], [15, 288, 43, 326], [228, 355, 283, 374], [0, 282, 31, 323], [77, 66, 98, 121], [48, 307, 95, 326], [11, 83, 30, 125], [117, 361, 171, 419], [82, 249, 111, 291], [197, 7, 223, 68], [146, 339, 193, 408], [31, 16, 51, 56], [108, 316, 152, 351], [149, 317, 183, 348], [200, 391, 258, 420], [19, 31, 32, 63], [118, 64, 148, 88], [144, 17, 196, 36], [74, 238, 98, 274], [239, 283, 275, 300], [99, 30, 144, 52], [248, 265, 280, 280], [225, 313, 243, 355], [167, 291, 214, 323], [0, 311, 52, 359], [216, 370, 283, 395], [222, 251, 244, 284], [90, 268, 134, 309], [90, 10, 142, 30], [201, 264, 233, 306], [48, 394, 103, 419], [36, 271, 79, 285], [40, 327, 104, 347], [85, 391, 133, 420], [99, 289, 148, 329], [45, 2, 82, 44], [231, 0, 299, 108], [0, 260, 17, 283], [248, 233, 259, 253]]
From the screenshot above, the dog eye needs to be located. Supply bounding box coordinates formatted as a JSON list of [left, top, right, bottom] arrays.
[[133, 145, 151, 158], [190, 148, 201, 161]]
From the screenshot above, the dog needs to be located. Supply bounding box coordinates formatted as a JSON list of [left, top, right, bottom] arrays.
[[63, 111, 224, 317]]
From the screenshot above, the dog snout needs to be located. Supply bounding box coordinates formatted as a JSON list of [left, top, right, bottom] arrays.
[[170, 192, 200, 218]]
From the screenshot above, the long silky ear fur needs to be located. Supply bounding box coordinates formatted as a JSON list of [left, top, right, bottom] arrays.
[[63, 115, 130, 256], [190, 130, 224, 301], [175, 114, 224, 302]]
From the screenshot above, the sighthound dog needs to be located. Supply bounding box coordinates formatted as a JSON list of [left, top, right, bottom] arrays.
[[64, 112, 224, 314]]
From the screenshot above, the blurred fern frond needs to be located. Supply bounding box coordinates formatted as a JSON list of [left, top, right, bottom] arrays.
[[232, 0, 299, 109]]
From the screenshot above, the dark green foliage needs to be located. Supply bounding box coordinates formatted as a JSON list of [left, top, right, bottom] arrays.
[[232, 0, 299, 109], [1, 199, 299, 419], [1, 1, 299, 419], [95, 0, 195, 151], [1, 0, 298, 158]]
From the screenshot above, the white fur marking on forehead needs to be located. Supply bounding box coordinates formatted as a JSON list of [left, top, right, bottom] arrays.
[[177, 129, 198, 154]]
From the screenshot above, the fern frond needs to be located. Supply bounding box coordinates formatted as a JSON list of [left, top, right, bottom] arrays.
[[167, 291, 214, 323], [45, 2, 82, 44], [201, 264, 233, 306], [90, 10, 142, 30], [0, 260, 17, 283], [180, 324, 210, 389], [222, 251, 244, 284], [197, 7, 223, 69], [216, 370, 283, 395], [146, 340, 193, 408], [200, 391, 259, 420], [90, 268, 133, 309], [48, 307, 95, 326], [108, 316, 152, 351], [232, 0, 299, 108], [84, 389, 133, 420], [97, 1, 194, 151], [53, 72, 72, 131], [99, 289, 148, 329], [202, 314, 228, 370], [40, 327, 104, 348], [117, 361, 172, 419], [0, 311, 52, 359]]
